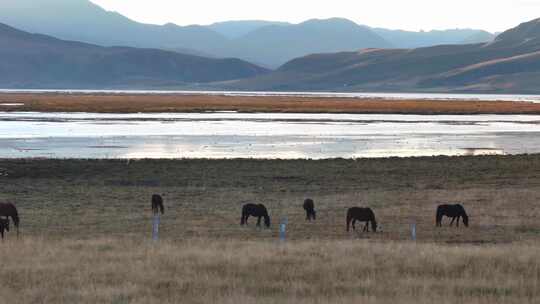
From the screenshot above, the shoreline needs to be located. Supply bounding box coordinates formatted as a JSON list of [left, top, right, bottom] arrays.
[[2, 92, 540, 114]]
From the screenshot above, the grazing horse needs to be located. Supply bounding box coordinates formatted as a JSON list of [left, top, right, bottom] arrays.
[[151, 194, 165, 215], [0, 202, 19, 237], [240, 203, 271, 228], [303, 198, 316, 221], [436, 204, 469, 227], [346, 207, 377, 232], [0, 218, 9, 240]]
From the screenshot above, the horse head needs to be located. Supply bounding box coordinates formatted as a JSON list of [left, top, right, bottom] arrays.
[[462, 214, 469, 227], [371, 220, 378, 232]]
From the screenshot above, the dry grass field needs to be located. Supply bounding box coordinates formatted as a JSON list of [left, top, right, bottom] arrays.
[[1, 238, 539, 304], [2, 92, 540, 114], [1, 156, 540, 303]]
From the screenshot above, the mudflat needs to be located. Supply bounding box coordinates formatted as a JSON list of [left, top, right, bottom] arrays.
[[3, 92, 540, 114]]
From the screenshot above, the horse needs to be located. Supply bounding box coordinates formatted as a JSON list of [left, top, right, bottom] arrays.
[[303, 198, 316, 221], [151, 194, 165, 215], [346, 207, 377, 232], [0, 202, 19, 237], [436, 204, 469, 227], [240, 203, 271, 228], [0, 218, 9, 240]]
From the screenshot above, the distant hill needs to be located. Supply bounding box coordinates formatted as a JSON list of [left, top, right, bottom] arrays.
[[372, 28, 495, 48], [0, 0, 503, 68], [220, 18, 392, 67], [0, 1, 391, 67], [0, 0, 228, 51], [461, 31, 496, 44], [208, 20, 290, 39], [226, 18, 540, 93], [0, 23, 268, 89]]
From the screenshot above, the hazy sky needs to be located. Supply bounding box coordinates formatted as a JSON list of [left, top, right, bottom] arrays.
[[89, 0, 540, 32]]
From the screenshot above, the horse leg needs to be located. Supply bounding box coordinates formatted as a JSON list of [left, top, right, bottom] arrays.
[[457, 216, 460, 227], [352, 219, 357, 231], [257, 216, 261, 227], [450, 216, 456, 227], [363, 221, 369, 232]]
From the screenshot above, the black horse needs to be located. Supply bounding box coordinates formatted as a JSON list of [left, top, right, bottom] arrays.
[[151, 194, 165, 215], [303, 198, 316, 221], [436, 204, 469, 227], [346, 207, 377, 232], [240, 203, 271, 228], [0, 218, 9, 240], [0, 202, 19, 237]]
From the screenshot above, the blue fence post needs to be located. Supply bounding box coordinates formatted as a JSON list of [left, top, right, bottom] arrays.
[[152, 214, 160, 241], [279, 217, 288, 242], [411, 223, 417, 241]]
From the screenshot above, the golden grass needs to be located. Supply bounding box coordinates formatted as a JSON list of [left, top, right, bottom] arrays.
[[2, 93, 540, 114], [1, 157, 540, 243], [1, 156, 540, 303], [1, 237, 539, 303]]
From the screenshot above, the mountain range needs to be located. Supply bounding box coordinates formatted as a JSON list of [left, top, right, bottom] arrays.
[[0, 23, 268, 88], [0, 0, 538, 93], [227, 18, 540, 93], [0, 0, 495, 68]]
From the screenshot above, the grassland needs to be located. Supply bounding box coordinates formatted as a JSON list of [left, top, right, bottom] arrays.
[[1, 238, 539, 304], [2, 92, 540, 114], [0, 156, 540, 303]]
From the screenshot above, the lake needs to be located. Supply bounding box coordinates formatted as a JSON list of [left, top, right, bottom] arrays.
[[1, 112, 540, 159]]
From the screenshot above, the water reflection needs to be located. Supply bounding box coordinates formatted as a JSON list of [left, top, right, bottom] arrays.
[[1, 112, 540, 159]]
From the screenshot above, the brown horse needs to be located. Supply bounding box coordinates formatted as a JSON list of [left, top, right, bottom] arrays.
[[436, 204, 469, 227], [241, 203, 271, 228], [0, 218, 9, 240], [0, 202, 19, 237], [346, 207, 377, 232], [303, 198, 316, 221], [151, 194, 165, 215]]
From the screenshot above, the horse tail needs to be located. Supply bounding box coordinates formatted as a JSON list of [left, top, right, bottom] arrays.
[[436, 206, 443, 226], [346, 209, 352, 232], [240, 205, 246, 225], [7, 204, 19, 236]]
